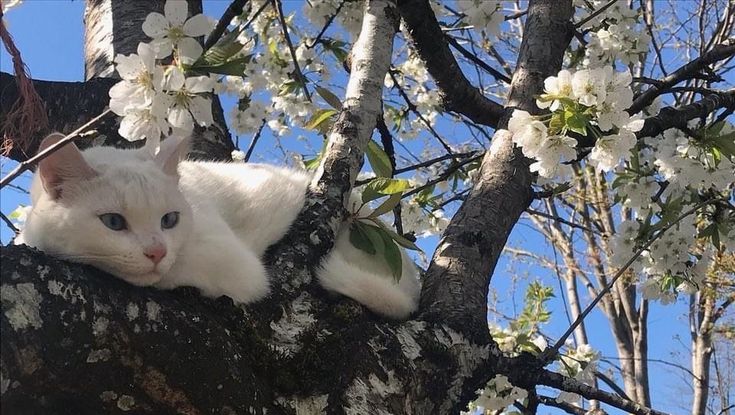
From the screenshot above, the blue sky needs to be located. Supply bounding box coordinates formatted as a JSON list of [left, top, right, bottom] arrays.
[[0, 1, 720, 413]]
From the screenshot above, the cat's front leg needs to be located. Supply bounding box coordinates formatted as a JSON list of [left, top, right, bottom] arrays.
[[156, 223, 270, 304]]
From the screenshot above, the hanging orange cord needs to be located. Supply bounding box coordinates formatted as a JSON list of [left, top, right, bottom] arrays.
[[0, 0, 49, 156]]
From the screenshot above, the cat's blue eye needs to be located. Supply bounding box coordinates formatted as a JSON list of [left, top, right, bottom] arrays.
[[99, 213, 127, 231], [161, 211, 180, 229]]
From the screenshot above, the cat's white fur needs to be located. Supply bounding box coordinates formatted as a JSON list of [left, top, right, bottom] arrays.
[[17, 134, 420, 319]]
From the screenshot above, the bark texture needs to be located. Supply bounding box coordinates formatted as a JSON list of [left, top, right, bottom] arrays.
[[415, 0, 574, 332]]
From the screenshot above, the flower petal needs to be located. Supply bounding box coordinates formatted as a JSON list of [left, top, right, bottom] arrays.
[[137, 42, 156, 71], [189, 96, 213, 126], [150, 38, 173, 59], [142, 12, 169, 38], [114, 54, 145, 80], [168, 105, 194, 132], [164, 67, 186, 91], [183, 14, 211, 37], [176, 37, 203, 63], [184, 75, 214, 93], [165, 0, 188, 26]]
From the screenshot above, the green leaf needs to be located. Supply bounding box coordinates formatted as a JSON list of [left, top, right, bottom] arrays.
[[194, 55, 252, 76], [321, 39, 348, 62], [548, 112, 566, 135], [370, 219, 421, 251], [361, 185, 384, 204], [365, 177, 411, 195], [369, 193, 402, 218], [8, 205, 26, 220], [378, 229, 403, 282], [366, 141, 393, 178], [711, 131, 735, 159], [565, 110, 588, 135], [315, 86, 342, 110], [199, 30, 246, 65], [349, 223, 376, 255], [302, 139, 328, 170], [305, 109, 338, 131]]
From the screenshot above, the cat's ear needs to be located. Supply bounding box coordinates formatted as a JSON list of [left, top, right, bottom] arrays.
[[37, 133, 97, 199], [155, 136, 189, 177]]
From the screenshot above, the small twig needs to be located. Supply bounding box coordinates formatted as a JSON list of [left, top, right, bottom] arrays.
[[505, 9, 528, 21], [203, 0, 249, 50], [444, 35, 512, 83], [306, 0, 346, 49], [394, 151, 479, 175], [0, 109, 113, 189], [0, 211, 19, 235], [389, 71, 456, 156], [594, 370, 631, 400], [541, 198, 720, 363], [401, 154, 482, 200], [243, 119, 266, 162], [242, 0, 271, 29], [526, 208, 599, 235], [574, 0, 619, 29], [537, 395, 586, 415], [376, 112, 403, 234], [273, 0, 312, 102]]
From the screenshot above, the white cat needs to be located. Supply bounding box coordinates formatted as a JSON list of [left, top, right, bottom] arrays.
[[17, 133, 421, 319]]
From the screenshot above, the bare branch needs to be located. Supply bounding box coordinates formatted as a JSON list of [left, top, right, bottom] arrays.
[[203, 0, 248, 50], [273, 0, 312, 102], [636, 89, 735, 139], [445, 35, 512, 83], [628, 42, 735, 115], [398, 0, 504, 128], [533, 369, 671, 415]]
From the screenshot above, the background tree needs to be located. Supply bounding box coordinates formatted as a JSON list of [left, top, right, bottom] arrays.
[[1, 0, 733, 414]]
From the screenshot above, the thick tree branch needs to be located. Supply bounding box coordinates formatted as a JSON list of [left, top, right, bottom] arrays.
[[533, 369, 670, 415], [636, 89, 735, 139], [628, 41, 735, 115], [265, 0, 399, 301], [417, 0, 574, 334], [0, 71, 235, 162], [398, 0, 504, 128]]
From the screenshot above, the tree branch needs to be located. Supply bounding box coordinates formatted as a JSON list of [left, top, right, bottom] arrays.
[[416, 0, 574, 334], [636, 89, 735, 139], [265, 0, 399, 300], [398, 0, 504, 128], [203, 0, 249, 50], [628, 41, 735, 115], [534, 369, 670, 415]]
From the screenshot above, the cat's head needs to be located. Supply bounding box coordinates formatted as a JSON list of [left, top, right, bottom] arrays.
[[20, 134, 193, 287]]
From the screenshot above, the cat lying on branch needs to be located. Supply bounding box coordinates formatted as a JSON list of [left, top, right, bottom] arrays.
[[17, 133, 420, 319]]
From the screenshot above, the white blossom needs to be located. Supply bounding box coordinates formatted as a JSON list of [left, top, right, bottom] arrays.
[[142, 0, 212, 62]]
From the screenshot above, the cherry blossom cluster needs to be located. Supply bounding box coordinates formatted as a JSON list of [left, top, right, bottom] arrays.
[[508, 66, 640, 179], [465, 375, 529, 414], [609, 121, 734, 302], [109, 1, 215, 144], [455, 1, 504, 35], [576, 0, 651, 66], [556, 343, 599, 404]]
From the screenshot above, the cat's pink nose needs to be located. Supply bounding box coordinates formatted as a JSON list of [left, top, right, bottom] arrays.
[[144, 245, 167, 265]]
